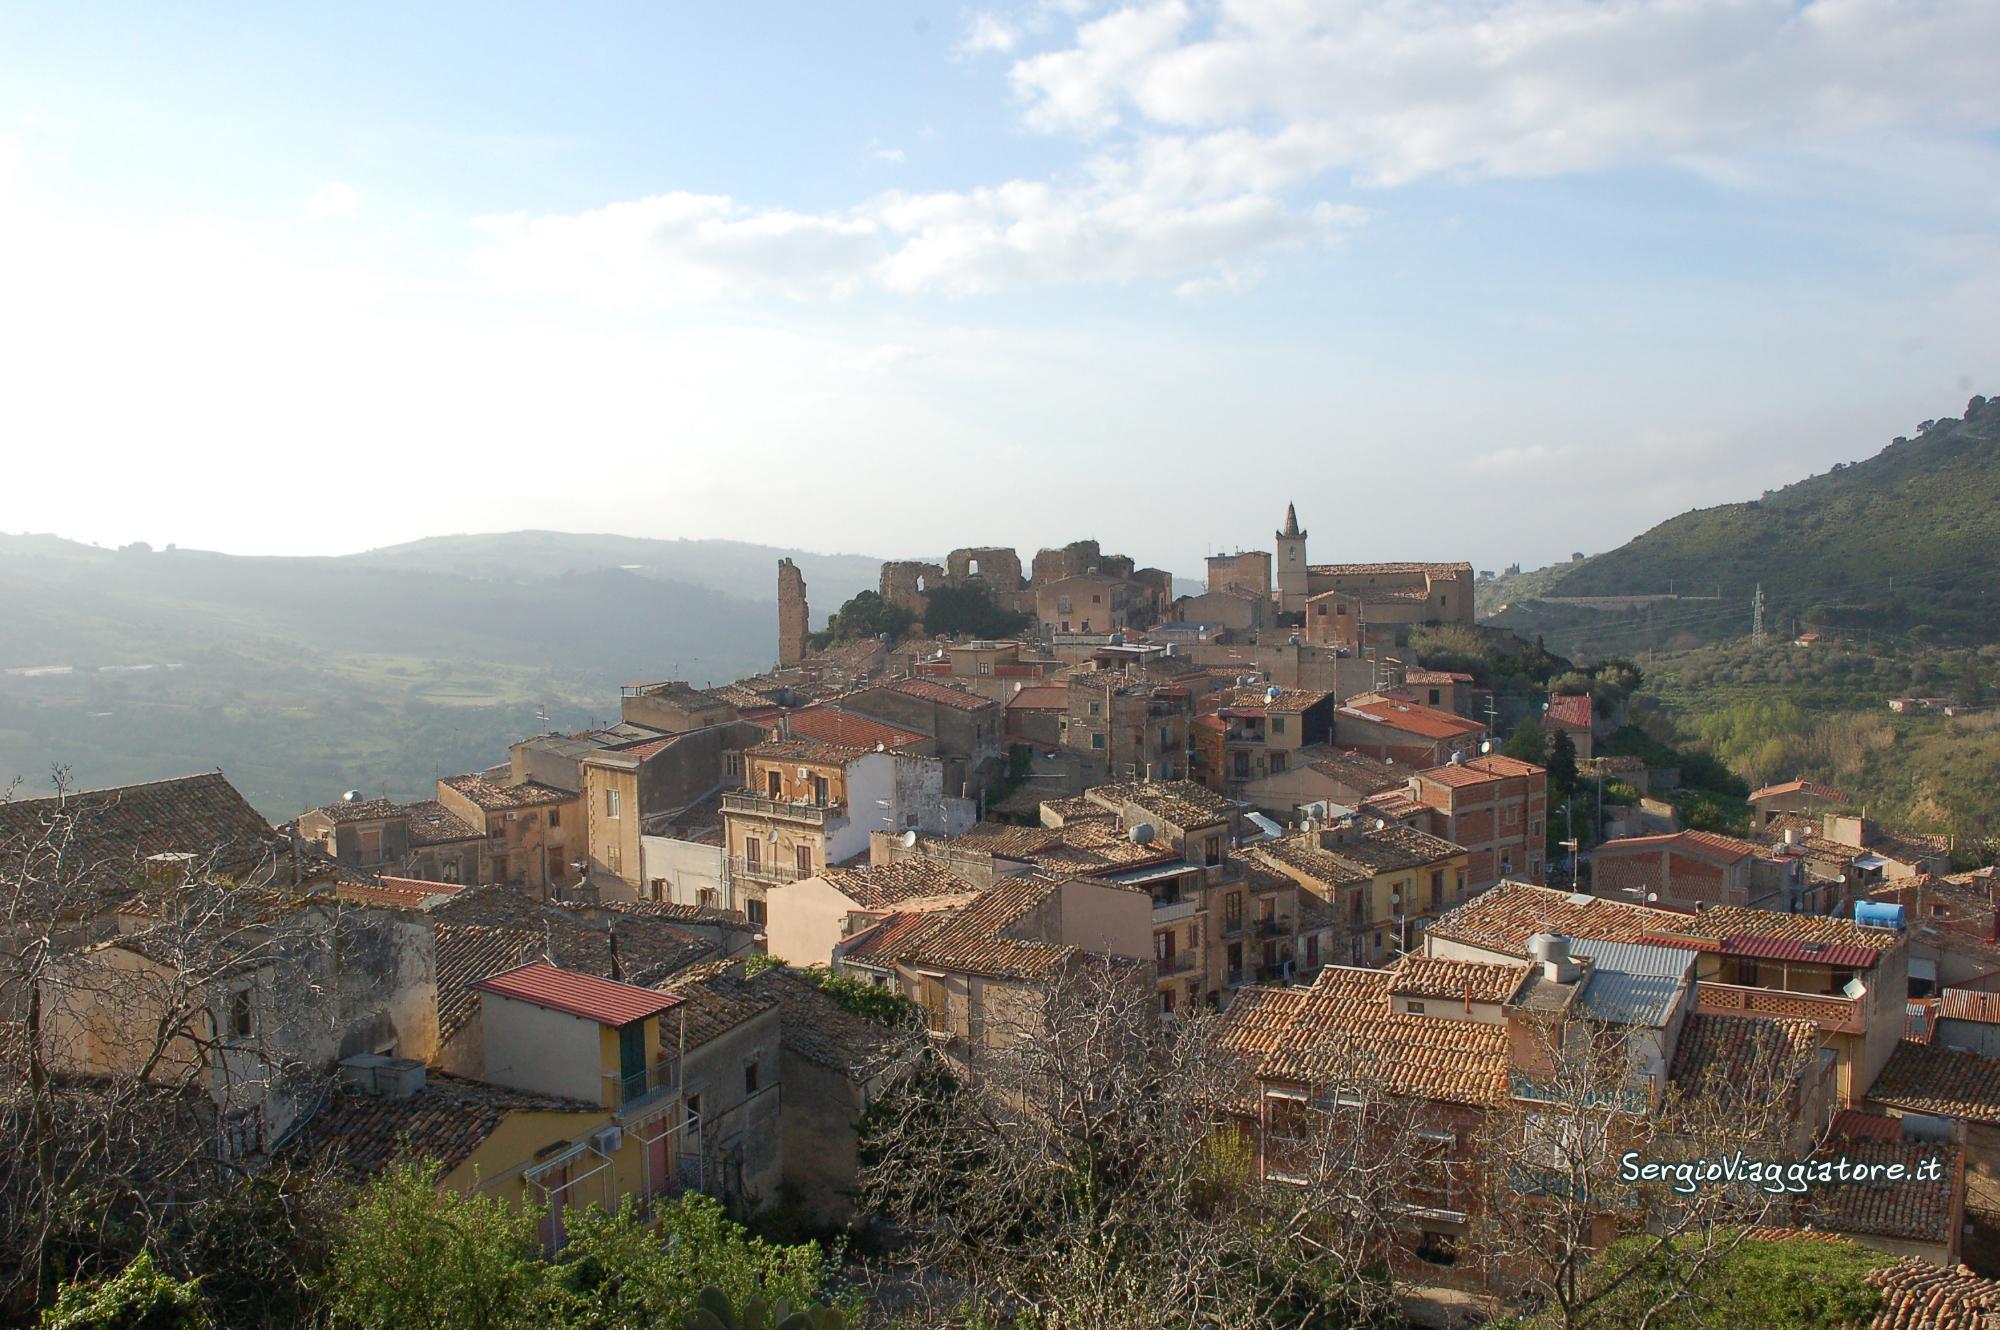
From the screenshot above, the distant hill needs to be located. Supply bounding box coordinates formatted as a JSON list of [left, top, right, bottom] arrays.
[[351, 531, 885, 611], [1486, 395, 2000, 654], [0, 532, 887, 816]]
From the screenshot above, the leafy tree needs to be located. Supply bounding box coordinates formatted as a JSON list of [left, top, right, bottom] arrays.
[[819, 592, 914, 646], [552, 1195, 834, 1330], [325, 1161, 552, 1330], [38, 1253, 206, 1330], [915, 583, 1032, 640], [1547, 730, 1579, 800], [1502, 720, 1550, 766]]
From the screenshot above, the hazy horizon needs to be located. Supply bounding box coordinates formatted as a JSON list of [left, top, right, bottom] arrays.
[[3, 2, 1995, 575]]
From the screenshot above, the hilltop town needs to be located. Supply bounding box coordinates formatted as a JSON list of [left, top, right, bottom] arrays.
[[7, 501, 2000, 1329]]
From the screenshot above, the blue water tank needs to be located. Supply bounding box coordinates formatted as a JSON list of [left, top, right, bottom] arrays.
[[1854, 900, 1905, 930]]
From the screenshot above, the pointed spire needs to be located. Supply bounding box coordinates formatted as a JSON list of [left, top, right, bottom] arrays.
[[1279, 502, 1304, 540]]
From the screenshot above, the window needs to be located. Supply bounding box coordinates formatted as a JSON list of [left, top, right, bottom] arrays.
[[358, 826, 383, 863], [1089, 701, 1102, 716], [922, 976, 950, 1032], [1092, 593, 1102, 604], [746, 897, 766, 926], [605, 844, 620, 873], [1531, 819, 1542, 839], [744, 837, 761, 870], [1092, 733, 1105, 750], [1271, 716, 1286, 735], [698, 887, 717, 909], [605, 788, 622, 819], [548, 808, 561, 829], [1269, 752, 1286, 773], [1225, 893, 1243, 931], [1429, 870, 1444, 910], [1155, 931, 1175, 963], [1058, 595, 1072, 614], [767, 770, 782, 798], [1428, 689, 1441, 706], [795, 844, 813, 876], [1316, 604, 1327, 616], [686, 1093, 703, 1132], [744, 1060, 760, 1095], [1161, 990, 1174, 1015], [227, 985, 254, 1041], [492, 853, 509, 881], [1305, 934, 1319, 969], [812, 776, 829, 806], [1205, 838, 1222, 867], [1408, 1000, 1426, 1014]]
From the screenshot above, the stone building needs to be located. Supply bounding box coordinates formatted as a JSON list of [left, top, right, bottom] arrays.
[[777, 558, 809, 667]]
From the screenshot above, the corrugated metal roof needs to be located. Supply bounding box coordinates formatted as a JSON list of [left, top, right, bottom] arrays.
[[1571, 940, 1696, 1028], [469, 961, 683, 1027]]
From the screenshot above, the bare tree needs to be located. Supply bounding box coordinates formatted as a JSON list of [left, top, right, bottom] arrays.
[[858, 961, 1435, 1330], [0, 773, 345, 1318], [1471, 1012, 1822, 1330]]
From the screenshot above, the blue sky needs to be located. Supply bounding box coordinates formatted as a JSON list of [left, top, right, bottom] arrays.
[[1, 1, 1995, 578]]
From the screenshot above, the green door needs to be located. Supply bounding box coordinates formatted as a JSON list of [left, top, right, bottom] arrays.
[[618, 1022, 647, 1103]]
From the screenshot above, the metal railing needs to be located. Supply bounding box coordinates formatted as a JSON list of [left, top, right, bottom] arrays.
[[1155, 952, 1199, 977], [720, 792, 841, 824], [1152, 896, 1198, 923], [726, 855, 815, 885], [603, 1059, 680, 1112]]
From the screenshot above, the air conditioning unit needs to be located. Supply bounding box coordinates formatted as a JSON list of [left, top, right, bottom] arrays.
[[592, 1125, 624, 1155]]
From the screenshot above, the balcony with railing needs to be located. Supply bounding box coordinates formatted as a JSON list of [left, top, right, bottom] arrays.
[[1694, 981, 1867, 1036], [603, 1059, 680, 1117], [1255, 916, 1292, 939], [720, 791, 842, 825], [727, 855, 814, 885], [1155, 951, 1200, 978], [1153, 895, 1199, 924]]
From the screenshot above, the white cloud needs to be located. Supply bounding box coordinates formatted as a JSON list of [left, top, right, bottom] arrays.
[[1010, 0, 2000, 186], [1174, 261, 1264, 299], [960, 11, 1020, 54], [470, 166, 1361, 304], [302, 181, 360, 219], [869, 144, 907, 164]]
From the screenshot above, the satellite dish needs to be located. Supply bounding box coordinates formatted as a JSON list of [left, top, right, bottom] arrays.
[[1128, 823, 1156, 845], [766, 829, 779, 843], [341, 790, 362, 802], [1480, 740, 1493, 754], [900, 830, 918, 848], [1375, 819, 1387, 831]]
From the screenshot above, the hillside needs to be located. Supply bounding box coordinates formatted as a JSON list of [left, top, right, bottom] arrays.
[[0, 532, 884, 816], [1492, 396, 2000, 654]]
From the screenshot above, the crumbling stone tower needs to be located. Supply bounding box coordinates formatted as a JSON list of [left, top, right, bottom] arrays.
[[777, 558, 809, 666]]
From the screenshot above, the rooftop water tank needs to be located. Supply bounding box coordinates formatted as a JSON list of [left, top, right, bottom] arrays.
[[1855, 900, 1905, 930]]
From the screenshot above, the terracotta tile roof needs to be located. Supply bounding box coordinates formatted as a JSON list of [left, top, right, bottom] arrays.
[[840, 873, 1117, 982], [783, 705, 929, 752], [1212, 985, 1314, 1112], [1085, 779, 1241, 830], [1595, 829, 1764, 865], [877, 677, 996, 712], [472, 961, 684, 1026], [1715, 934, 1885, 970], [653, 959, 777, 1048], [742, 965, 910, 1082], [1388, 955, 1531, 1005], [1213, 685, 1334, 713], [299, 1072, 598, 1178], [1309, 561, 1472, 577], [403, 799, 483, 845], [1038, 795, 1116, 823], [839, 911, 939, 967], [1415, 753, 1545, 787], [1337, 697, 1486, 741], [1939, 989, 2000, 1026], [1866, 1259, 2000, 1329], [0, 772, 281, 890], [1801, 1136, 1959, 1246], [747, 736, 875, 766], [438, 774, 574, 811], [1869, 1040, 2000, 1125], [1405, 671, 1475, 685], [818, 860, 980, 909], [1426, 882, 1694, 955], [1749, 779, 1850, 804], [1321, 824, 1463, 873], [1831, 1108, 1907, 1141], [433, 924, 542, 1042], [565, 896, 749, 927], [309, 797, 404, 823], [335, 877, 463, 911], [1692, 906, 1902, 957], [1247, 837, 1370, 888], [1668, 1012, 1819, 1096], [1294, 746, 1406, 794], [1255, 964, 1513, 1107], [1545, 693, 1593, 731], [1006, 685, 1069, 711], [1361, 791, 1431, 820]]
